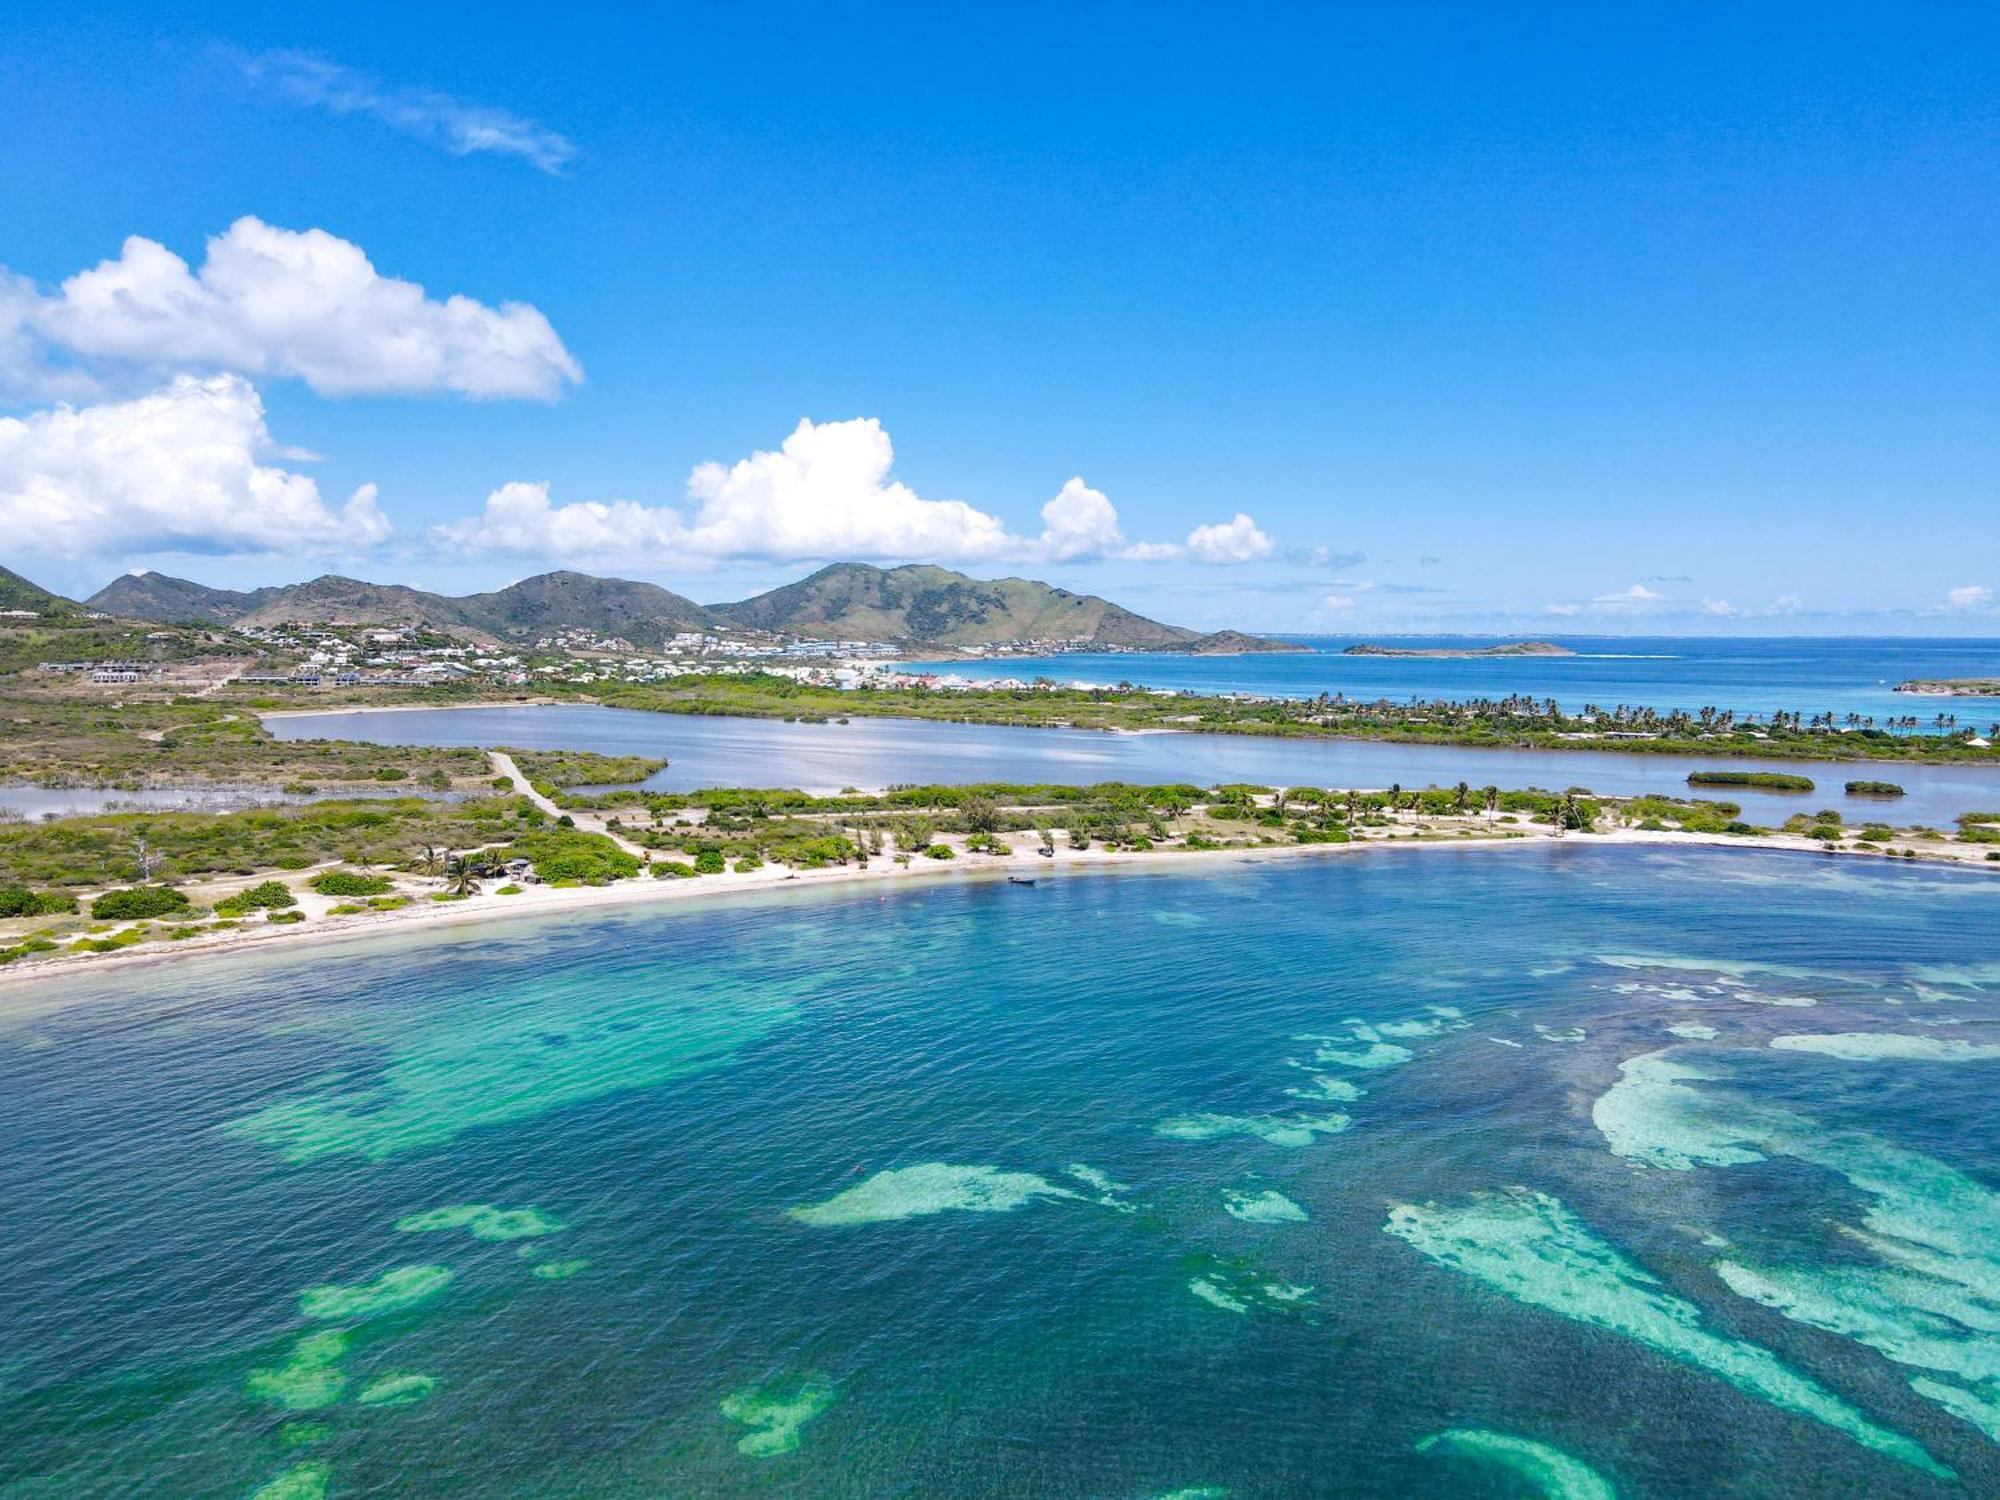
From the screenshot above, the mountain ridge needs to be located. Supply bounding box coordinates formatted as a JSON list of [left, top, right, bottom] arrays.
[[77, 562, 1293, 653]]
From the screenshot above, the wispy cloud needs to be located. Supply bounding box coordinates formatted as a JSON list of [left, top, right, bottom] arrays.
[[235, 50, 577, 175]]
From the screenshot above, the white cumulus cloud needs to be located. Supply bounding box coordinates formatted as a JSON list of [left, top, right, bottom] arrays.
[[433, 417, 1275, 568], [1946, 585, 1993, 611], [1184, 512, 1275, 564], [681, 418, 1012, 560], [0, 374, 388, 555], [8, 217, 580, 400]]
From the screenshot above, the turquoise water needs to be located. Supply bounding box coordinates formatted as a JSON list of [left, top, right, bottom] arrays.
[[901, 636, 2000, 727], [3, 846, 1998, 1496]]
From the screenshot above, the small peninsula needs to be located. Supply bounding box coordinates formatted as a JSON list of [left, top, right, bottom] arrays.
[[1341, 641, 1575, 659]]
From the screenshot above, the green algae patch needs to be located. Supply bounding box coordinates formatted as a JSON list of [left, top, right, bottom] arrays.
[[719, 1373, 836, 1456], [531, 1258, 591, 1280], [396, 1203, 565, 1242], [224, 964, 809, 1163], [1283, 1071, 1364, 1103], [357, 1372, 437, 1407], [276, 1421, 332, 1449], [246, 1331, 351, 1411], [1222, 1188, 1308, 1224], [1062, 1163, 1134, 1211], [1416, 1428, 1617, 1500], [1384, 1187, 1948, 1477], [1183, 1254, 1314, 1316], [1595, 1044, 2000, 1440], [250, 1461, 331, 1500], [1156, 1112, 1348, 1149], [1769, 1032, 2000, 1063], [298, 1264, 453, 1322], [790, 1163, 1075, 1227], [1188, 1277, 1251, 1314], [1302, 1020, 1415, 1070]]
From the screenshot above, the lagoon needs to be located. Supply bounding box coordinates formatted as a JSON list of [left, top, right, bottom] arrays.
[[2, 846, 1995, 1495], [269, 702, 2000, 826]]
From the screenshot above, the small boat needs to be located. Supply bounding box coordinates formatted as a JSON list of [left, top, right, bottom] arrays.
[[1007, 876, 1037, 887]]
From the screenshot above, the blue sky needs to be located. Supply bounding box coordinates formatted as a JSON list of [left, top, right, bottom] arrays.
[[2, 2, 1995, 634]]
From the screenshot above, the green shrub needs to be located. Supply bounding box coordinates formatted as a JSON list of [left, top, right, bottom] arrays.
[[1688, 771, 1815, 792], [214, 879, 296, 916], [91, 885, 191, 920], [310, 869, 394, 898], [367, 895, 410, 910], [652, 861, 698, 879], [1856, 826, 1894, 843], [1844, 780, 1904, 797], [1805, 825, 1843, 842], [497, 883, 524, 895], [0, 886, 75, 919], [326, 904, 366, 915], [732, 858, 761, 874], [693, 849, 726, 875], [923, 844, 956, 860], [500, 830, 641, 885], [1294, 827, 1352, 844], [266, 910, 305, 924]]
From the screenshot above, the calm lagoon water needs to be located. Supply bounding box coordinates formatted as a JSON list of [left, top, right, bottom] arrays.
[[904, 636, 2000, 726], [3, 846, 1998, 1497], [269, 703, 2000, 826]]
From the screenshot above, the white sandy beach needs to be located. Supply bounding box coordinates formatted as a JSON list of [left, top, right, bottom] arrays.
[[5, 818, 1993, 992]]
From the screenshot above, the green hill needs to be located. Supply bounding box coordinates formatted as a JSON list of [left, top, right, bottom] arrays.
[[712, 563, 1206, 649], [0, 565, 79, 616]]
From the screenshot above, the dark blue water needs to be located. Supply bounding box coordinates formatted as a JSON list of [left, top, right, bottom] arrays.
[[269, 704, 2000, 827], [902, 637, 2000, 727], [2, 847, 1997, 1497]]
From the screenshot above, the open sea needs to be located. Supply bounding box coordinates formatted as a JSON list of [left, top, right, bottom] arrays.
[[3, 845, 1998, 1497], [900, 636, 2000, 727]]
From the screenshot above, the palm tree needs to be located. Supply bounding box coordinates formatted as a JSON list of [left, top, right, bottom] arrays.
[[1483, 785, 1500, 824], [1453, 781, 1470, 816], [413, 841, 444, 876], [446, 855, 482, 897]]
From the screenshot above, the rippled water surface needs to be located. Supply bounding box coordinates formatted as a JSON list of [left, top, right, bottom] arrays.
[[3, 846, 1998, 1498]]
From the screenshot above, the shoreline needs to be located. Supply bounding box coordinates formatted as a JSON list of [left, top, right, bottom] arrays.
[[6, 823, 1993, 993]]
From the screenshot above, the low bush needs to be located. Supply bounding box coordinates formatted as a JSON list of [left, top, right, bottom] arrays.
[[652, 861, 698, 879], [214, 880, 296, 916], [266, 910, 305, 925], [1688, 770, 1815, 792], [310, 869, 394, 898], [1844, 780, 1905, 797], [693, 849, 726, 875], [923, 843, 956, 860], [0, 886, 74, 919], [91, 885, 191, 921]]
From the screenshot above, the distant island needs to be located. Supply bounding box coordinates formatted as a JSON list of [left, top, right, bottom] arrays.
[[1895, 678, 2000, 698], [1341, 641, 1575, 659]]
